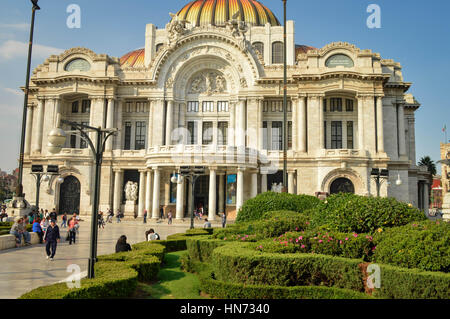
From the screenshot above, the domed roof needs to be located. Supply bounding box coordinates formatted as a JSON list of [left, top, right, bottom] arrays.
[[174, 0, 281, 27], [120, 48, 145, 68]]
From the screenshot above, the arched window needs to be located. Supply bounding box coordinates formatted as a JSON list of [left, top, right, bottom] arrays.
[[272, 41, 284, 64], [330, 178, 355, 194], [253, 42, 264, 59]]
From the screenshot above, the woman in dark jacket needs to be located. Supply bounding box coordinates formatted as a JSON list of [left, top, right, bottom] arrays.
[[115, 235, 132, 253]]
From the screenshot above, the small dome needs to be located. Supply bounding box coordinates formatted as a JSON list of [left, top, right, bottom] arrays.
[[174, 0, 281, 27], [120, 48, 145, 68]]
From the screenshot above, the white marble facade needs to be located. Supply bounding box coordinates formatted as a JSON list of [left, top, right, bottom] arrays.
[[21, 1, 430, 220]]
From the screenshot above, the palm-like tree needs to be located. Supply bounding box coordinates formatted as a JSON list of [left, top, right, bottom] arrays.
[[418, 156, 437, 176]]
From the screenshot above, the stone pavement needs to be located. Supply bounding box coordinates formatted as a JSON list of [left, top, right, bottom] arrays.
[[0, 217, 225, 299]]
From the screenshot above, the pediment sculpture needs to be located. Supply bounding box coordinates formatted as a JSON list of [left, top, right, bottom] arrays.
[[189, 72, 227, 95]]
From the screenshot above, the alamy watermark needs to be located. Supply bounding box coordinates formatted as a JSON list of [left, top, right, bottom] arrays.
[[367, 4, 381, 29], [67, 4, 81, 29]]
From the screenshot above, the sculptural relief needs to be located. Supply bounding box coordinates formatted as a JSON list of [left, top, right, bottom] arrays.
[[125, 181, 138, 202], [189, 72, 227, 94]]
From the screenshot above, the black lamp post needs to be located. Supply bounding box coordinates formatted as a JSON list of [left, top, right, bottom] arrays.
[[282, 0, 288, 192], [48, 121, 116, 279], [370, 168, 389, 197], [30, 165, 61, 211], [179, 166, 205, 229], [16, 0, 41, 198]]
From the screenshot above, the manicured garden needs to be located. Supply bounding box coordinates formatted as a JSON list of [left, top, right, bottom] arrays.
[[20, 192, 450, 299]]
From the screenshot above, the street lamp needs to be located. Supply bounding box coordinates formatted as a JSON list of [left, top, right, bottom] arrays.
[[179, 166, 205, 229], [30, 165, 61, 211], [282, 0, 288, 192], [48, 120, 117, 279], [370, 168, 389, 197]]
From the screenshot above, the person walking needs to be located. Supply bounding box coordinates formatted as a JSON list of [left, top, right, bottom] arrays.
[[50, 209, 57, 221], [44, 220, 60, 260], [116, 209, 122, 223], [68, 216, 78, 245], [160, 207, 165, 220], [115, 235, 132, 253], [143, 210, 147, 224], [106, 209, 113, 223], [61, 213, 67, 228], [32, 218, 44, 244], [167, 210, 173, 225]]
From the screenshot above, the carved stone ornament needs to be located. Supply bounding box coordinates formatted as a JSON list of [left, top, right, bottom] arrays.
[[125, 181, 138, 201], [189, 72, 228, 95], [167, 13, 188, 46]]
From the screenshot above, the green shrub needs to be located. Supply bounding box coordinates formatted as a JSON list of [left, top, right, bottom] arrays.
[[199, 271, 373, 299], [236, 192, 320, 223], [212, 211, 310, 241], [211, 243, 365, 291], [373, 221, 450, 272], [309, 193, 426, 233], [130, 242, 166, 261], [186, 228, 213, 236], [186, 236, 227, 262], [259, 230, 375, 261]]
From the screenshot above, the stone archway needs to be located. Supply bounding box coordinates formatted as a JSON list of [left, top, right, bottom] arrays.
[[59, 175, 81, 215], [330, 177, 355, 194]]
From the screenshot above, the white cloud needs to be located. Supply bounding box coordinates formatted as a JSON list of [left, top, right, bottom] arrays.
[[2, 87, 22, 96], [0, 23, 30, 31], [0, 40, 64, 60]]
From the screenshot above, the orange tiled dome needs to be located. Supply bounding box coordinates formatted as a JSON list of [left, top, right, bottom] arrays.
[[120, 48, 145, 68], [174, 0, 280, 27]]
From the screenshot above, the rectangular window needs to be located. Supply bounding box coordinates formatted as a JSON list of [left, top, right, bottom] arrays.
[[202, 101, 214, 112], [82, 100, 91, 113], [72, 101, 79, 113], [324, 121, 327, 149], [124, 122, 132, 150], [330, 98, 342, 112], [170, 174, 178, 204], [346, 99, 354, 112], [263, 101, 269, 112], [202, 122, 213, 145], [136, 102, 147, 113], [70, 126, 77, 148], [135, 121, 146, 150], [263, 121, 268, 149], [217, 101, 229, 112], [188, 101, 199, 113], [187, 121, 197, 145], [272, 121, 282, 151], [323, 99, 327, 112], [347, 121, 354, 149], [331, 121, 343, 149], [218, 122, 228, 145], [125, 102, 133, 113], [80, 122, 89, 149]]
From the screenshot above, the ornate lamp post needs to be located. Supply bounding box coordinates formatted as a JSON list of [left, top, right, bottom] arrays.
[[282, 0, 288, 192], [370, 168, 389, 197], [30, 165, 62, 211], [48, 121, 117, 278], [16, 0, 40, 199], [179, 166, 205, 229]]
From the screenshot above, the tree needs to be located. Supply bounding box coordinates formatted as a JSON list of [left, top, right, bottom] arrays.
[[418, 156, 437, 176]]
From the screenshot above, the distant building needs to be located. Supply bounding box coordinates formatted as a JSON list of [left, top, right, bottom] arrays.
[[430, 176, 443, 209]]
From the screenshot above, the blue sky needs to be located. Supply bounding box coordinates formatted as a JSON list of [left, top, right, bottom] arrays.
[[0, 0, 449, 174]]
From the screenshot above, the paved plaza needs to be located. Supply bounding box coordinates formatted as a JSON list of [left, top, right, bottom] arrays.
[[0, 217, 222, 299]]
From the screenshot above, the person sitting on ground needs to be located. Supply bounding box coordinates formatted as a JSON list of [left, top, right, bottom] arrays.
[[32, 218, 43, 244], [146, 228, 160, 241], [115, 235, 132, 253], [203, 218, 212, 228]]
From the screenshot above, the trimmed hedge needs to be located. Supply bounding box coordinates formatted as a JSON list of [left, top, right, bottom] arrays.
[[373, 221, 450, 272], [309, 193, 426, 234], [236, 192, 320, 223], [186, 236, 227, 262], [199, 271, 373, 299]]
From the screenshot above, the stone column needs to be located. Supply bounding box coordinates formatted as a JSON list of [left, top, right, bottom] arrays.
[[187, 179, 193, 218], [105, 98, 115, 151], [358, 96, 365, 151], [152, 99, 164, 146], [319, 96, 325, 149], [152, 167, 161, 219], [398, 103, 407, 157], [261, 172, 268, 193], [176, 177, 185, 219], [228, 102, 236, 147], [236, 99, 246, 148], [33, 98, 45, 153], [236, 168, 245, 211], [138, 170, 146, 218], [298, 96, 307, 153], [114, 99, 123, 150], [288, 171, 295, 194], [208, 168, 217, 220], [258, 99, 264, 150], [247, 98, 258, 149], [113, 170, 123, 214], [145, 170, 152, 214], [251, 172, 258, 198], [292, 98, 298, 151], [147, 100, 153, 148], [24, 104, 34, 155], [166, 100, 174, 145], [54, 98, 61, 128], [424, 182, 430, 215], [218, 174, 225, 214], [376, 96, 385, 153]]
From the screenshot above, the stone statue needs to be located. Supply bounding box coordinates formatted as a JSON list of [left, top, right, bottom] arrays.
[[271, 183, 283, 193], [125, 181, 138, 202], [167, 13, 187, 44]]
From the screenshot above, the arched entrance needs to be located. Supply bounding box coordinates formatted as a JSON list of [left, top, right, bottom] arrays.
[[59, 175, 81, 215], [330, 177, 355, 195]]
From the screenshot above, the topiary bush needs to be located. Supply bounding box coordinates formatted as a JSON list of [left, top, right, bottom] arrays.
[[236, 192, 320, 223], [372, 221, 450, 273], [308, 193, 426, 233]]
